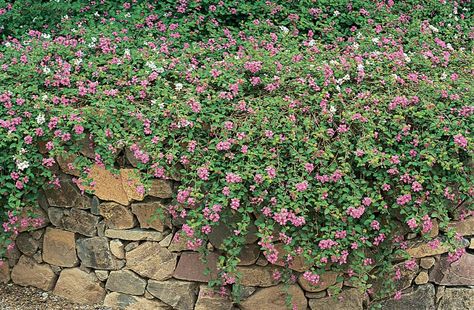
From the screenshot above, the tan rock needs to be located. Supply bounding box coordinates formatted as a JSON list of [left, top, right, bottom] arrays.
[[420, 257, 436, 269], [406, 240, 449, 258], [104, 292, 169, 309], [237, 266, 281, 287], [273, 243, 312, 272], [82, 165, 130, 205], [42, 228, 78, 267], [131, 202, 169, 232], [438, 288, 474, 310], [448, 216, 474, 236], [126, 242, 177, 281], [168, 231, 192, 252], [148, 179, 173, 198], [194, 285, 233, 310], [415, 271, 429, 284], [0, 259, 10, 284], [105, 270, 146, 296], [470, 238, 474, 249], [240, 284, 307, 310], [308, 288, 364, 310], [147, 279, 199, 310], [110, 239, 125, 259], [299, 271, 339, 293], [15, 232, 39, 256], [11, 256, 57, 290], [95, 270, 109, 281], [238, 244, 260, 266], [173, 252, 219, 282], [54, 268, 105, 304], [121, 169, 145, 202], [99, 202, 136, 229], [105, 228, 164, 241], [159, 233, 173, 247]]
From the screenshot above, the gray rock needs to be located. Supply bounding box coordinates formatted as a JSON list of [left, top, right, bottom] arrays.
[[47, 207, 99, 237], [106, 270, 146, 296], [438, 287, 474, 310], [76, 237, 124, 270], [43, 174, 93, 209], [105, 228, 164, 241], [104, 292, 169, 309], [16, 232, 39, 256], [147, 279, 198, 310], [379, 284, 435, 310], [430, 253, 474, 285]]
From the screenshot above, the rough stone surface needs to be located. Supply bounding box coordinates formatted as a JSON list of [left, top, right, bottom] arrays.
[[104, 229, 164, 241], [76, 237, 124, 270], [48, 207, 99, 237], [430, 253, 474, 285], [147, 279, 198, 310], [237, 244, 260, 266], [371, 261, 418, 297], [126, 242, 177, 281], [11, 256, 57, 291], [438, 287, 474, 310], [173, 252, 219, 282], [159, 233, 173, 247], [44, 174, 92, 209], [240, 284, 307, 310], [42, 228, 78, 267], [420, 257, 436, 269], [448, 216, 474, 236], [15, 232, 39, 256], [414, 271, 429, 284], [305, 291, 327, 299], [405, 239, 449, 258], [380, 284, 435, 310], [273, 243, 312, 272], [168, 231, 191, 252], [99, 202, 136, 229], [110, 239, 125, 259], [208, 214, 258, 249], [148, 179, 173, 198], [82, 165, 130, 205], [194, 285, 233, 310], [104, 292, 169, 310], [0, 260, 10, 284], [308, 288, 364, 310], [53, 268, 105, 305], [469, 238, 474, 249], [299, 271, 339, 293], [131, 202, 169, 232], [56, 152, 81, 176], [120, 169, 145, 202], [95, 270, 109, 281], [106, 270, 146, 296], [237, 266, 281, 287]]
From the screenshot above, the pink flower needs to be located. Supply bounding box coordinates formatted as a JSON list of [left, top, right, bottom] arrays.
[[197, 167, 209, 180], [454, 134, 467, 148], [295, 181, 308, 192], [412, 181, 423, 192], [346, 206, 365, 219], [407, 218, 417, 229], [225, 173, 242, 183]]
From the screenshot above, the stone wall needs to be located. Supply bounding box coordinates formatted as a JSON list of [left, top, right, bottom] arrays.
[[0, 160, 473, 310]]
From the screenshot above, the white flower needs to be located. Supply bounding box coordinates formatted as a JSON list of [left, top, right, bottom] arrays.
[[73, 58, 82, 66], [371, 37, 380, 44], [440, 72, 447, 80], [91, 37, 97, 43], [94, 11, 100, 17], [36, 113, 45, 125], [41, 33, 51, 39], [88, 43, 96, 48], [357, 64, 364, 71], [334, 10, 340, 16], [124, 49, 131, 56], [175, 83, 183, 91], [156, 67, 165, 73], [279, 26, 289, 34], [42, 94, 48, 101], [308, 39, 316, 47], [145, 61, 157, 71], [446, 43, 453, 51], [428, 25, 439, 33], [125, 13, 131, 18], [16, 160, 29, 171], [329, 105, 337, 113], [353, 43, 360, 50], [4, 42, 11, 48], [42, 67, 51, 74]]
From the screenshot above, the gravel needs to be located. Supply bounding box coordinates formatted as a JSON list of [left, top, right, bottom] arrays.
[[0, 283, 110, 310]]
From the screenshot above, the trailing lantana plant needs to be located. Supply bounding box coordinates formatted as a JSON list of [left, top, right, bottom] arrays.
[[0, 0, 473, 308]]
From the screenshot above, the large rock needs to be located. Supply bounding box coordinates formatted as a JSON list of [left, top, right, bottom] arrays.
[[380, 284, 435, 310], [448, 216, 474, 236], [99, 202, 136, 229], [438, 288, 474, 310], [148, 179, 173, 198], [82, 165, 130, 205], [147, 279, 198, 310], [77, 237, 124, 270], [272, 244, 312, 272], [405, 239, 449, 258], [240, 284, 307, 310], [44, 174, 92, 209], [126, 242, 177, 281], [11, 255, 57, 290], [173, 252, 219, 282], [131, 202, 170, 232], [208, 214, 258, 249], [370, 261, 418, 298], [15, 232, 39, 256], [299, 271, 339, 293], [55, 152, 81, 176], [47, 207, 99, 237], [53, 268, 105, 305], [104, 292, 169, 309], [43, 228, 78, 267], [106, 270, 146, 296], [194, 285, 233, 310], [237, 266, 281, 287], [238, 244, 260, 266], [105, 228, 164, 241], [110, 239, 125, 259], [120, 169, 145, 202], [0, 260, 10, 284], [308, 288, 364, 310], [430, 253, 474, 285]]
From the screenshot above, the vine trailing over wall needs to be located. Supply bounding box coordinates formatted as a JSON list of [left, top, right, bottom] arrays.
[[0, 1, 472, 308]]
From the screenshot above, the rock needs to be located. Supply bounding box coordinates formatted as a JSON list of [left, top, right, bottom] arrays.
[[448, 216, 474, 236], [82, 165, 130, 205], [11, 256, 57, 291], [436, 286, 446, 303], [237, 266, 281, 287], [148, 179, 173, 198], [31, 229, 44, 240], [56, 152, 81, 176], [131, 202, 170, 232], [414, 271, 429, 284], [168, 231, 192, 252], [173, 252, 219, 282], [430, 253, 474, 285], [110, 239, 125, 259], [105, 229, 164, 241], [106, 270, 146, 296], [420, 257, 436, 269], [76, 237, 124, 270], [305, 291, 327, 299], [121, 169, 145, 202], [125, 242, 139, 252], [308, 288, 364, 310], [438, 287, 474, 310], [426, 219, 439, 238], [238, 244, 260, 266], [42, 228, 78, 267], [469, 238, 474, 249], [104, 292, 169, 310], [405, 239, 449, 258], [44, 174, 92, 209], [273, 243, 312, 272], [194, 285, 233, 310], [380, 284, 435, 310], [208, 217, 258, 250], [240, 284, 307, 310], [125, 148, 140, 167], [95, 270, 109, 281], [53, 268, 105, 304], [371, 261, 418, 298], [0, 260, 10, 284], [99, 202, 136, 229], [159, 233, 173, 247], [16, 232, 39, 256], [48, 207, 99, 237], [256, 256, 269, 266], [76, 136, 95, 158], [147, 279, 198, 310], [5, 245, 21, 267], [299, 271, 339, 293], [33, 251, 43, 264], [126, 242, 177, 281], [239, 286, 257, 300], [97, 221, 106, 237]]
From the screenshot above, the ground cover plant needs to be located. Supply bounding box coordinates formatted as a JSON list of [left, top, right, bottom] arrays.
[[0, 0, 473, 308]]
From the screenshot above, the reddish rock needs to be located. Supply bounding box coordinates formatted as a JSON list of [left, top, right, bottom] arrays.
[[448, 216, 474, 236], [173, 252, 219, 282], [11, 256, 57, 291], [238, 244, 260, 266], [56, 152, 81, 176], [405, 239, 449, 258], [43, 228, 78, 267], [147, 279, 199, 310], [273, 243, 312, 272], [240, 284, 307, 310], [82, 165, 130, 205], [44, 174, 92, 209], [237, 266, 281, 287], [121, 169, 145, 202], [430, 253, 474, 285], [54, 268, 105, 305], [194, 285, 233, 310], [99, 202, 136, 229]]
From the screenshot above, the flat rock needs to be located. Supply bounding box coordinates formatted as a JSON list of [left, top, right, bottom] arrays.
[[110, 239, 125, 259], [208, 214, 258, 249], [273, 243, 312, 272], [56, 152, 81, 176], [173, 252, 219, 282], [44, 174, 92, 209], [104, 292, 169, 309], [420, 257, 436, 269], [105, 228, 164, 241], [0, 259, 11, 284], [148, 179, 173, 198], [15, 232, 39, 256], [448, 216, 474, 236], [47, 207, 99, 237], [238, 244, 260, 266], [147, 279, 198, 310], [299, 271, 339, 293], [405, 239, 449, 258], [99, 202, 136, 229], [53, 268, 105, 305], [126, 242, 177, 281], [131, 202, 170, 232], [43, 227, 78, 267], [82, 165, 130, 205], [415, 271, 429, 284], [194, 285, 233, 310], [308, 288, 364, 310], [438, 287, 474, 310], [76, 237, 124, 270], [11, 255, 57, 291], [237, 266, 281, 287], [430, 253, 474, 285], [380, 284, 434, 310], [370, 261, 418, 298], [106, 270, 146, 296], [240, 284, 307, 310], [168, 231, 193, 252], [120, 169, 145, 202]]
